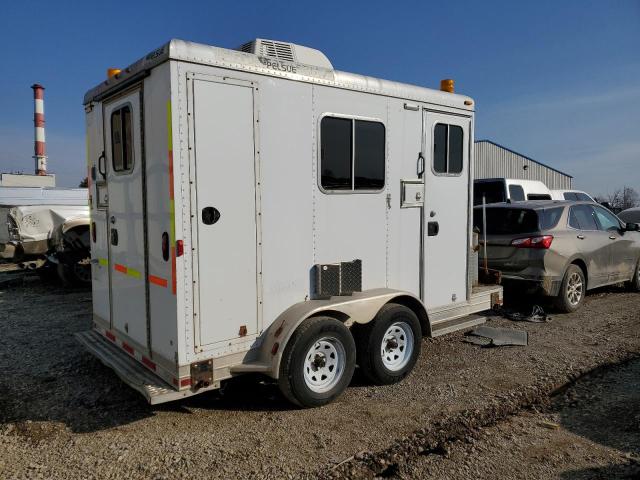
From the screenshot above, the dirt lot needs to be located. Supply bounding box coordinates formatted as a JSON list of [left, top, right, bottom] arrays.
[[0, 273, 639, 479]]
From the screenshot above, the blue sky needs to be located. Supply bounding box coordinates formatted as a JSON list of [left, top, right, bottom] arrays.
[[1, 1, 638, 195]]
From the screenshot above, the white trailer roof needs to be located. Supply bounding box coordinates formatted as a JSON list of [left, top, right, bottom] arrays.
[[0, 186, 88, 207], [84, 39, 475, 112]]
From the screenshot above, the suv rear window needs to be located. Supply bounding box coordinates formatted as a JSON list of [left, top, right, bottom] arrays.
[[474, 208, 539, 235], [474, 181, 506, 205]]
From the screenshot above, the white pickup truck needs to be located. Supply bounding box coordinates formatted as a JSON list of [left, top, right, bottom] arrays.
[[0, 186, 90, 284]]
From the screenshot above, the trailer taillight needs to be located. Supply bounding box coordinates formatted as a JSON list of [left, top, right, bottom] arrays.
[[176, 239, 184, 257], [511, 235, 554, 249]]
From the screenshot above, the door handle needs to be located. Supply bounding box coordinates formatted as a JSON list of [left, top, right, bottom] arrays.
[[110, 228, 118, 246], [98, 151, 106, 179], [427, 221, 439, 236], [576, 235, 585, 240], [417, 152, 425, 178]]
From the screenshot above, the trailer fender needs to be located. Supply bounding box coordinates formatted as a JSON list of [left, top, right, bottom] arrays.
[[255, 288, 428, 379]]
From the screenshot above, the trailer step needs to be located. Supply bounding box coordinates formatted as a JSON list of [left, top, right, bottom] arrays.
[[430, 313, 487, 337], [75, 330, 199, 405]]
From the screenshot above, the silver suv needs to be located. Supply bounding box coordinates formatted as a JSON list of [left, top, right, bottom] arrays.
[[474, 201, 640, 312]]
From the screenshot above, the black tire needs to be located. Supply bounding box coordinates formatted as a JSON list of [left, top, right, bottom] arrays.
[[354, 303, 421, 385], [554, 264, 586, 313], [626, 259, 640, 292], [278, 316, 356, 408]]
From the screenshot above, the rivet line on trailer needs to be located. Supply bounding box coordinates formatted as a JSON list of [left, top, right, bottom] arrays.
[[167, 100, 177, 295]]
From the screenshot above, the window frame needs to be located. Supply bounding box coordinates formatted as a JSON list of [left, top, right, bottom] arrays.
[[318, 112, 386, 195], [110, 103, 135, 175], [431, 122, 465, 177]]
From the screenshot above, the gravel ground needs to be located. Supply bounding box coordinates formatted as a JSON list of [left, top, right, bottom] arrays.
[[394, 358, 640, 479], [0, 274, 639, 479]]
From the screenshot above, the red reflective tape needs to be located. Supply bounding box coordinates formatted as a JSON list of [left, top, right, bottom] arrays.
[[105, 331, 116, 342], [180, 378, 191, 387], [148, 274, 168, 288], [114, 264, 127, 274], [142, 356, 156, 371], [122, 342, 134, 356]]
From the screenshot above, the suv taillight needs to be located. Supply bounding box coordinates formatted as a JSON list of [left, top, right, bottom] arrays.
[[511, 235, 554, 249]]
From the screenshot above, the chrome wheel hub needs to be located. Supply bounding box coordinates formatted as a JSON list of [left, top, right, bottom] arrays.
[[567, 272, 583, 306], [303, 337, 345, 393], [380, 322, 414, 371]]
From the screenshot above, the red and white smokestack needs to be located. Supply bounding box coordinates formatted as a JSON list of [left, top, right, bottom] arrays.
[[31, 83, 47, 176]]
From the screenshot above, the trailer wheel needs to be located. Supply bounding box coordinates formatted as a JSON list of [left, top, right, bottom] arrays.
[[278, 316, 355, 408], [354, 303, 421, 385]]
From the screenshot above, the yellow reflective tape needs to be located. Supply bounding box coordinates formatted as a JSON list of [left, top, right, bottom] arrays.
[[169, 199, 176, 239], [98, 258, 108, 267], [126, 268, 141, 279]]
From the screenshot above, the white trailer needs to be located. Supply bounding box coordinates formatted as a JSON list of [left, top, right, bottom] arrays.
[[78, 38, 502, 407]]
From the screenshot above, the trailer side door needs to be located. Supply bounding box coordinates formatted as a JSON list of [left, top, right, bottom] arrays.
[[422, 111, 471, 309], [189, 76, 260, 349]]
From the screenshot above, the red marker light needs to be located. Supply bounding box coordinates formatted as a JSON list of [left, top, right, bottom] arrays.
[[176, 239, 184, 257]]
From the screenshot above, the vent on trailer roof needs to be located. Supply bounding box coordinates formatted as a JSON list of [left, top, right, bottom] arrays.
[[237, 38, 333, 70]]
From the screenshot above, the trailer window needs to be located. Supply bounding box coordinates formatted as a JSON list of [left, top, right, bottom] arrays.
[[111, 105, 134, 173], [320, 116, 385, 192], [433, 123, 463, 175], [508, 185, 526, 201]]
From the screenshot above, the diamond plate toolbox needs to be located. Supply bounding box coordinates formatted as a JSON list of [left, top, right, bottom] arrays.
[[311, 259, 362, 298]]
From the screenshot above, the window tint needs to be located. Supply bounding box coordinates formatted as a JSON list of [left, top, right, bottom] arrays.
[[111, 105, 133, 172], [527, 193, 552, 200], [568, 208, 581, 229], [354, 120, 385, 190], [320, 116, 385, 192], [508, 185, 525, 201], [433, 123, 463, 175], [473, 208, 539, 235], [474, 181, 506, 205], [563, 192, 578, 201], [433, 124, 447, 173], [320, 117, 352, 190], [570, 205, 599, 230], [448, 126, 463, 173], [575, 192, 592, 201], [540, 207, 564, 230], [593, 206, 620, 231]]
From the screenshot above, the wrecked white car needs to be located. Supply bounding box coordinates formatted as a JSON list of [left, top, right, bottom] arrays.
[[0, 187, 90, 285]]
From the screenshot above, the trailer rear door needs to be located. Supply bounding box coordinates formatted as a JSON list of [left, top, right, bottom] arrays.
[[190, 76, 260, 349], [103, 88, 149, 348]]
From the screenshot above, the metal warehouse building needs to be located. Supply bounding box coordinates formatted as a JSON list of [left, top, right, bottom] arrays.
[[474, 140, 572, 189]]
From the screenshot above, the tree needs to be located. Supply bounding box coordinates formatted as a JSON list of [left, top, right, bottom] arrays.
[[78, 177, 88, 188], [600, 186, 639, 213]]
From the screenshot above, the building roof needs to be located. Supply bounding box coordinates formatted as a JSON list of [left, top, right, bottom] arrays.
[[475, 139, 573, 179], [84, 39, 475, 113]]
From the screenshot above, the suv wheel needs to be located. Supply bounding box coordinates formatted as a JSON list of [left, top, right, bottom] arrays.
[[555, 264, 585, 313], [626, 259, 640, 292]]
